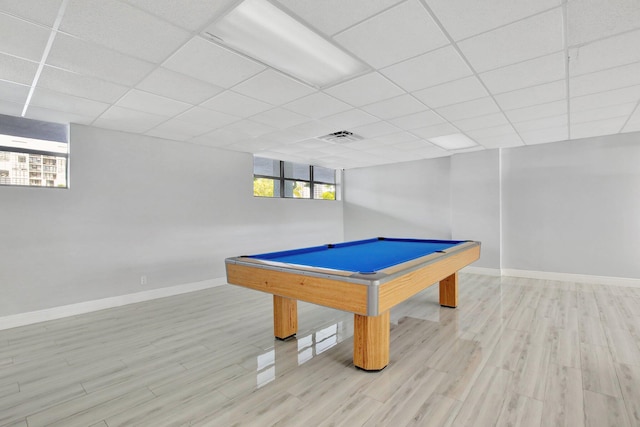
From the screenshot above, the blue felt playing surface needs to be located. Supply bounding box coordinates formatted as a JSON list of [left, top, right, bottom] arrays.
[[248, 238, 465, 274]]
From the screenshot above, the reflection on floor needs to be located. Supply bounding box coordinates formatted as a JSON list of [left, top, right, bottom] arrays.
[[1, 274, 640, 426]]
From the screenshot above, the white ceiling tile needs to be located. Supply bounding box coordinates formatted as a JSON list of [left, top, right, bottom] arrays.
[[388, 110, 445, 130], [570, 85, 640, 112], [414, 76, 488, 108], [122, 0, 236, 31], [284, 121, 334, 141], [345, 138, 390, 151], [370, 131, 420, 145], [622, 121, 640, 133], [453, 112, 509, 131], [38, 66, 130, 104], [411, 122, 460, 139], [520, 125, 568, 145], [232, 70, 316, 105], [351, 121, 401, 138], [201, 90, 273, 117], [115, 89, 192, 117], [570, 62, 640, 98], [494, 80, 566, 111], [276, 140, 322, 153], [506, 100, 567, 123], [0, 52, 38, 85], [480, 52, 566, 94], [391, 139, 435, 151], [30, 87, 110, 118], [136, 68, 224, 105], [381, 46, 472, 92], [467, 124, 517, 139], [145, 118, 212, 141], [334, 0, 448, 69], [0, 80, 29, 104], [0, 13, 50, 62], [190, 128, 249, 147], [219, 142, 255, 154], [175, 106, 240, 128], [435, 97, 500, 121], [513, 114, 567, 132], [0, 99, 23, 117], [61, 0, 191, 63], [409, 143, 451, 159], [283, 93, 352, 119], [0, 0, 63, 26], [623, 105, 640, 126], [567, 0, 640, 46], [24, 105, 96, 125], [569, 29, 640, 76], [223, 119, 278, 138], [324, 72, 403, 107], [275, 0, 404, 36], [47, 33, 155, 86], [321, 109, 379, 130], [163, 37, 265, 88], [259, 129, 311, 145], [622, 107, 640, 133], [475, 133, 524, 149], [458, 8, 564, 73], [94, 106, 169, 133], [571, 116, 627, 140], [361, 94, 427, 120], [570, 102, 637, 124], [360, 146, 422, 161], [424, 0, 562, 40], [249, 108, 309, 130]]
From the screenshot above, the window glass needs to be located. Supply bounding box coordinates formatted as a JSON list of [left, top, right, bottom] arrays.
[[314, 184, 336, 200], [284, 180, 310, 198], [253, 156, 336, 200], [254, 177, 281, 197], [253, 157, 280, 177], [0, 114, 69, 188], [283, 161, 309, 180], [313, 166, 335, 184]]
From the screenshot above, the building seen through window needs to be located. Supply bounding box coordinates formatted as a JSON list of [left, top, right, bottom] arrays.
[[0, 114, 69, 188]]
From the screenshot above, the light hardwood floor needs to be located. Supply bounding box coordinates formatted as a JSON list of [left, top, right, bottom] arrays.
[[1, 274, 640, 426]]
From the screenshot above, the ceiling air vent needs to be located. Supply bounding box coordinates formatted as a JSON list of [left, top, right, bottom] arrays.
[[317, 130, 363, 144]]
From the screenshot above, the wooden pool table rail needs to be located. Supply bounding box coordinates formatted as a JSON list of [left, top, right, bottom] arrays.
[[225, 240, 480, 370]]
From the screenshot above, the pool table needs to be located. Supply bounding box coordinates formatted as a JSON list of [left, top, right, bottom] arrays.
[[225, 237, 480, 371]]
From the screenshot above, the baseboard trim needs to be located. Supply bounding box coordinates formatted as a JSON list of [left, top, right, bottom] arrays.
[[4, 268, 639, 331], [0, 277, 228, 331], [501, 269, 640, 287], [461, 266, 502, 276]]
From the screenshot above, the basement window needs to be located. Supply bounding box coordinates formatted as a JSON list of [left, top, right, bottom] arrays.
[[253, 157, 337, 200], [0, 114, 69, 188]]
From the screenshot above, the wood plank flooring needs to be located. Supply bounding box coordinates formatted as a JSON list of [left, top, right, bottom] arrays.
[[1, 274, 640, 426]]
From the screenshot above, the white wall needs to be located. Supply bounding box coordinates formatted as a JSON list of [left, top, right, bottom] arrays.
[[502, 132, 640, 278], [343, 157, 452, 240], [343, 152, 501, 270], [0, 125, 343, 317], [344, 131, 640, 279], [451, 150, 501, 269]]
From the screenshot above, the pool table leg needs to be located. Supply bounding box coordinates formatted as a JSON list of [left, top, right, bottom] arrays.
[[273, 295, 297, 340], [439, 272, 458, 308], [353, 311, 390, 371]]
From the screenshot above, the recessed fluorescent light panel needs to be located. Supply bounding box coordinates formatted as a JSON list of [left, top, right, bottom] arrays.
[[204, 0, 369, 88], [428, 133, 478, 150]]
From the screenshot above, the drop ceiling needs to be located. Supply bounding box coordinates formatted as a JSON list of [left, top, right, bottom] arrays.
[[1, 0, 639, 169]]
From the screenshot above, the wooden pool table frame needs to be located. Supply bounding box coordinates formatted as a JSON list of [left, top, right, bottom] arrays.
[[225, 240, 480, 371]]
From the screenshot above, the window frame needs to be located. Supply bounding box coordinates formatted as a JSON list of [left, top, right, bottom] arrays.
[[253, 158, 337, 200]]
